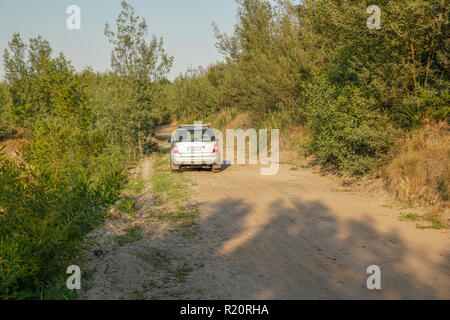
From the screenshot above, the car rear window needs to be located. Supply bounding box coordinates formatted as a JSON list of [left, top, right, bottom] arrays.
[[175, 129, 215, 142]]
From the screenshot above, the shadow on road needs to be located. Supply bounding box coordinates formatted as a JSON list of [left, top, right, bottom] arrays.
[[145, 124, 450, 300], [190, 197, 449, 299]]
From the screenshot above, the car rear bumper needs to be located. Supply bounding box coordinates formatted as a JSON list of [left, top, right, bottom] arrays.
[[171, 153, 220, 166]]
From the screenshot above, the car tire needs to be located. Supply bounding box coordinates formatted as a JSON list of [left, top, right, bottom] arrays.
[[170, 162, 180, 172], [212, 164, 221, 173]]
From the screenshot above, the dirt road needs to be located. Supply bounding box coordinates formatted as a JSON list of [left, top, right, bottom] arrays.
[[81, 125, 449, 300], [156, 125, 450, 300]]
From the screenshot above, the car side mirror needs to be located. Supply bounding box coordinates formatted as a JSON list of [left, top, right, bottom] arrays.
[[211, 136, 216, 142]]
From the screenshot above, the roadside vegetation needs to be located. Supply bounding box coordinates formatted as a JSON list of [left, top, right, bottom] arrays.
[[79, 150, 199, 300], [150, 153, 199, 231], [384, 122, 449, 219], [0, 1, 172, 299]]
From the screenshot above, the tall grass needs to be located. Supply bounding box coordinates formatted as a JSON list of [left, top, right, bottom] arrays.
[[384, 122, 449, 222]]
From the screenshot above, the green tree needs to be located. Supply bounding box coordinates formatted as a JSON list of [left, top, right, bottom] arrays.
[[1, 35, 127, 299], [212, 0, 307, 127], [105, 1, 173, 158], [3, 34, 86, 130], [0, 82, 16, 139], [298, 0, 449, 114]]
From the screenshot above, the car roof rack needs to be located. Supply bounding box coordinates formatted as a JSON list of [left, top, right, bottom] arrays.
[[178, 124, 212, 128]]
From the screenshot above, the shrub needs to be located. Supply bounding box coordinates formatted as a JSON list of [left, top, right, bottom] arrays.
[[0, 125, 127, 299], [392, 92, 450, 130], [305, 80, 397, 175], [0, 83, 17, 141]]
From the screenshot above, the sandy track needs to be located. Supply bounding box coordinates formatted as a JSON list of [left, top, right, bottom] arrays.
[[151, 119, 450, 300], [183, 162, 449, 299], [81, 125, 449, 300]]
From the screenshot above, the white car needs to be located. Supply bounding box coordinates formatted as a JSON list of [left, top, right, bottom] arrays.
[[169, 124, 221, 173]]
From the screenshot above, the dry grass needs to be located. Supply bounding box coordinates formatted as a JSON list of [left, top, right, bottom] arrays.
[[0, 136, 28, 162], [279, 126, 307, 165], [222, 112, 251, 130], [383, 121, 449, 224]]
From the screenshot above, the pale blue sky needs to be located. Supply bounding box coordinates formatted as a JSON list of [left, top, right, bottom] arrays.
[[0, 0, 238, 80]]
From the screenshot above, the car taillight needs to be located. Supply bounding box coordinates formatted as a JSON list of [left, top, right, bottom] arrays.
[[173, 145, 179, 154], [213, 144, 218, 153]]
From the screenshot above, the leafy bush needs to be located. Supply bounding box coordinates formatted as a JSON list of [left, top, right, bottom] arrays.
[[305, 80, 397, 175], [392, 92, 450, 130], [0, 83, 17, 141], [0, 33, 133, 299], [0, 124, 127, 299]]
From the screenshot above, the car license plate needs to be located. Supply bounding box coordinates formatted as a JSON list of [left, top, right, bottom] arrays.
[[190, 147, 203, 153]]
